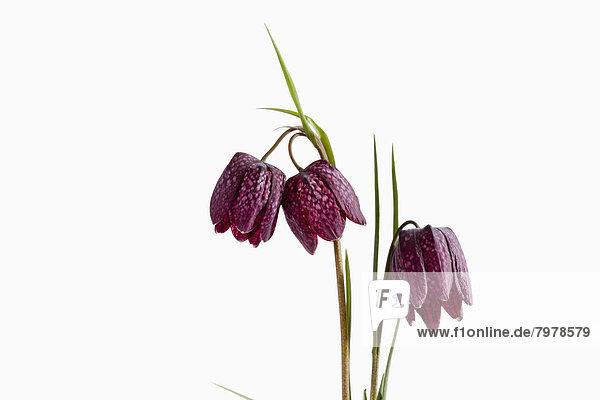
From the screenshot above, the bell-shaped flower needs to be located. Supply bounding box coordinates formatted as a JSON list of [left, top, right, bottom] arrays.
[[388, 225, 472, 329], [210, 152, 285, 247], [282, 160, 366, 254]]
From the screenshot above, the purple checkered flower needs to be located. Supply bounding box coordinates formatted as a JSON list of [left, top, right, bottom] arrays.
[[282, 160, 366, 254], [388, 225, 473, 329], [210, 152, 285, 247]]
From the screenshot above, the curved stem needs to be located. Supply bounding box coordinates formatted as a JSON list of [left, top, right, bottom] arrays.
[[384, 220, 420, 272], [261, 126, 302, 162], [288, 132, 307, 172]]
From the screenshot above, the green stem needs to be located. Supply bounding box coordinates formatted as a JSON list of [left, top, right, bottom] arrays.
[[265, 29, 348, 399], [370, 331, 380, 400], [334, 240, 350, 400]]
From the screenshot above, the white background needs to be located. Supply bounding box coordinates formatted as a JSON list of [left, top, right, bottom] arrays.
[[1, 1, 599, 399]]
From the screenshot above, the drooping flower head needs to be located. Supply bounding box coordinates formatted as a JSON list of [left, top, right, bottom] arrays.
[[282, 160, 366, 254], [387, 223, 472, 329], [210, 152, 285, 247]]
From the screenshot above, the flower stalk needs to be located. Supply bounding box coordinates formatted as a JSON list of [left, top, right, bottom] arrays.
[[287, 132, 306, 172], [314, 126, 350, 400], [334, 239, 350, 400], [315, 127, 351, 400], [261, 126, 302, 162], [265, 27, 362, 400]]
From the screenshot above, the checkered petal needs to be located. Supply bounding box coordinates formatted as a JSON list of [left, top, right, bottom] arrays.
[[406, 304, 416, 326], [231, 226, 248, 242], [438, 227, 473, 305], [282, 175, 318, 254], [299, 171, 346, 241], [215, 213, 231, 233], [416, 226, 454, 302], [305, 160, 366, 225], [257, 165, 285, 242], [230, 162, 270, 233], [415, 295, 443, 330], [210, 152, 257, 224], [393, 228, 428, 308], [441, 284, 464, 321]]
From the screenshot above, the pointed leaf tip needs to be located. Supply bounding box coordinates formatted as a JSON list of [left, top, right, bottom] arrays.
[[213, 383, 255, 400], [391, 144, 398, 234], [264, 28, 313, 141]]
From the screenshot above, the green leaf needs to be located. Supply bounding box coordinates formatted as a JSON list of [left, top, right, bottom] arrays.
[[364, 389, 368, 400], [264, 27, 314, 143], [391, 145, 398, 233], [259, 107, 336, 165], [345, 249, 352, 400], [213, 383, 255, 400], [310, 119, 336, 166], [378, 320, 400, 400], [345, 250, 352, 340], [373, 135, 380, 280], [376, 372, 385, 400], [370, 136, 383, 400], [376, 146, 402, 400], [258, 107, 300, 118]]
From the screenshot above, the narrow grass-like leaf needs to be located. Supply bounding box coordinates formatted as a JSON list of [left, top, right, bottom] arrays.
[[258, 107, 300, 118], [213, 383, 255, 400], [375, 145, 402, 400], [259, 107, 336, 165], [370, 136, 382, 400], [379, 320, 400, 399], [391, 145, 398, 233], [376, 372, 385, 400], [364, 389, 368, 400], [373, 135, 380, 279], [311, 120, 335, 165], [264, 27, 314, 143]]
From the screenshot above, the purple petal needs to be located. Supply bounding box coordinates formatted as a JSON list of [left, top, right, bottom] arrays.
[[231, 226, 247, 242], [441, 284, 464, 321], [299, 172, 345, 241], [215, 213, 231, 233], [231, 165, 285, 247], [257, 164, 285, 242], [240, 208, 265, 247], [415, 295, 442, 329], [230, 162, 270, 233], [394, 228, 427, 308], [282, 175, 317, 254], [438, 227, 473, 305], [210, 152, 257, 224], [306, 160, 366, 225], [407, 304, 415, 326], [416, 226, 453, 302], [247, 228, 262, 247]]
